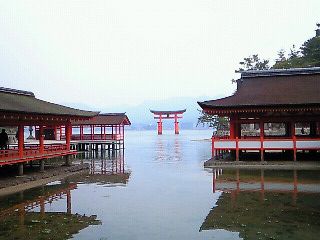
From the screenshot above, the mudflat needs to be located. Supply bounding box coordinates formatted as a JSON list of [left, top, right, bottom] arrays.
[[0, 164, 89, 196]]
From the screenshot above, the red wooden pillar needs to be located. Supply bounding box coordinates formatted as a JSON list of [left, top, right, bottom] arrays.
[[174, 114, 179, 134], [90, 125, 94, 140], [158, 115, 163, 135], [59, 126, 62, 140], [103, 125, 106, 140], [291, 121, 296, 137], [229, 117, 235, 139], [54, 126, 57, 140], [65, 122, 72, 150], [80, 125, 83, 140], [39, 125, 44, 154], [112, 126, 114, 139], [18, 124, 24, 158], [100, 125, 103, 140]]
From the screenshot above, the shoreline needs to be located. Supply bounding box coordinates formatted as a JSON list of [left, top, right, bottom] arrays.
[[0, 164, 89, 197], [204, 159, 320, 170]]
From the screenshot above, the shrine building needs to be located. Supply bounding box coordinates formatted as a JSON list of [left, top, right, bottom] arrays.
[[198, 67, 320, 161], [0, 87, 98, 175]]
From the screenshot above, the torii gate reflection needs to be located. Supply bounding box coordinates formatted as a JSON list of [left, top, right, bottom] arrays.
[[150, 109, 186, 135]]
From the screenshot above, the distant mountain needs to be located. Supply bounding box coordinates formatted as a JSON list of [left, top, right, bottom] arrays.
[[60, 95, 223, 130]]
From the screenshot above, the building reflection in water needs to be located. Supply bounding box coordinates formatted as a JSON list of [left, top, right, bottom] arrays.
[[74, 150, 130, 186], [201, 169, 320, 240], [0, 182, 101, 240]]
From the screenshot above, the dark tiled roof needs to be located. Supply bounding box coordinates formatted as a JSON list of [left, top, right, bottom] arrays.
[[150, 109, 186, 114], [72, 113, 131, 125], [241, 67, 320, 78], [198, 69, 320, 110], [0, 87, 99, 118]]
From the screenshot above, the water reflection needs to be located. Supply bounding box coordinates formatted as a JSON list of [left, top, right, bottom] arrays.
[[0, 182, 101, 240], [154, 136, 182, 162], [201, 169, 320, 240], [73, 150, 130, 186]]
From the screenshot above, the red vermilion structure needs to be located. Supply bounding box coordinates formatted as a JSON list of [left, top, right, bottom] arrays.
[[0, 87, 98, 174], [198, 68, 320, 161], [150, 109, 186, 135]]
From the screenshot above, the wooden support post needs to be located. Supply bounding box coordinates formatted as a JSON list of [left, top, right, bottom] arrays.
[[18, 163, 24, 176], [40, 197, 45, 216], [40, 160, 45, 172], [212, 170, 216, 193], [67, 189, 71, 214]]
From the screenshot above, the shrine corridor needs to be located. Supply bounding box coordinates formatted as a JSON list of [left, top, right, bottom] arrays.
[[0, 130, 319, 240]]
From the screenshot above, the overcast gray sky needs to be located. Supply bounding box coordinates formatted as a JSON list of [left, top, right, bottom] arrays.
[[0, 0, 319, 108]]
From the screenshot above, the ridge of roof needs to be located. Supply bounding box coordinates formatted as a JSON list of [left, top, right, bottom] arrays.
[[0, 87, 35, 97], [0, 87, 99, 117], [99, 113, 126, 116], [241, 67, 320, 78]]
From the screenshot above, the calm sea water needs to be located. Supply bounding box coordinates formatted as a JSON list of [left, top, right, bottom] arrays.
[[0, 130, 319, 240]]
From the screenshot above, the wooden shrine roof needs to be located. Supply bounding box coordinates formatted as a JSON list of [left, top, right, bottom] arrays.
[[72, 113, 131, 126], [150, 109, 186, 114], [0, 87, 99, 118], [198, 67, 320, 113]]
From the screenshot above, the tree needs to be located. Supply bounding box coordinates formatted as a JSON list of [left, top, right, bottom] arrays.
[[276, 49, 286, 62], [273, 24, 320, 69], [235, 54, 270, 73], [197, 110, 229, 135]]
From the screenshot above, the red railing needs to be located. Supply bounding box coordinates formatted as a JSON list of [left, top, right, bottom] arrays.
[[0, 144, 72, 164], [71, 134, 122, 141], [211, 136, 320, 161]]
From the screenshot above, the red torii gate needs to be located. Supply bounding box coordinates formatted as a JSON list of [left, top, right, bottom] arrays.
[[150, 109, 186, 135]]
